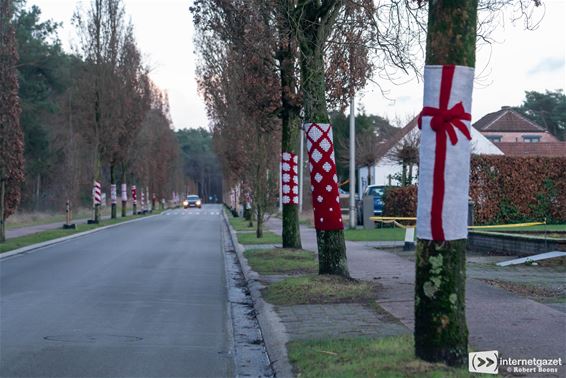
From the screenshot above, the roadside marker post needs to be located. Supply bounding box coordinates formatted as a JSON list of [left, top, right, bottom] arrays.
[[404, 227, 415, 250], [88, 181, 102, 224], [63, 200, 77, 229]]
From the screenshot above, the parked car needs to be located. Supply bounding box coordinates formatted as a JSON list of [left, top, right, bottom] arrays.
[[183, 195, 202, 209], [356, 185, 386, 225]]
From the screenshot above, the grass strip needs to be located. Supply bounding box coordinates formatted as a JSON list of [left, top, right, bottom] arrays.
[[238, 231, 282, 245], [227, 214, 256, 231], [288, 335, 480, 378], [244, 248, 317, 275], [0, 212, 158, 254], [263, 274, 377, 305], [344, 228, 406, 242]]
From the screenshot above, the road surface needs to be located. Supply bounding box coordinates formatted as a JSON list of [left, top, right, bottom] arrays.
[[1, 205, 234, 377]]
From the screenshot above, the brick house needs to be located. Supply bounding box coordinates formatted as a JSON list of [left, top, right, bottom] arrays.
[[474, 106, 560, 143], [474, 106, 566, 157]]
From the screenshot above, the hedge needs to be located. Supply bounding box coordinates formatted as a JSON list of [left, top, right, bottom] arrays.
[[382, 156, 566, 225]]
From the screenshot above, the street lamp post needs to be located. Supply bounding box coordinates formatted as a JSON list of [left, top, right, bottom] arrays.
[[349, 95, 356, 229]]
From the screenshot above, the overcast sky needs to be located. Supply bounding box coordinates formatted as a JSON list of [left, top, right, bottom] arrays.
[[31, 0, 565, 130]]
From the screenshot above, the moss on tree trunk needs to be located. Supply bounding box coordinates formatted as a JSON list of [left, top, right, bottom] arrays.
[[317, 229, 349, 276], [279, 31, 302, 249], [415, 239, 468, 366], [415, 0, 477, 367]]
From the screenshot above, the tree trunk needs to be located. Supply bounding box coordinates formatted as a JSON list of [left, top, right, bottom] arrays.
[[415, 0, 477, 367], [401, 163, 407, 186], [110, 164, 116, 219], [299, 25, 349, 277], [35, 174, 41, 211], [279, 26, 302, 249], [256, 202, 263, 239], [0, 179, 5, 243], [121, 170, 127, 217]]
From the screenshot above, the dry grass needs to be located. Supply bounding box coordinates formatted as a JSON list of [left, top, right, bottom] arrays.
[[6, 207, 112, 230]]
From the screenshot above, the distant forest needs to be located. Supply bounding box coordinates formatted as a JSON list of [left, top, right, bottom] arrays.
[[9, 1, 222, 212]]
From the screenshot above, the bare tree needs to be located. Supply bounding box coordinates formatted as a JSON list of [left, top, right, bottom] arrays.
[[386, 130, 419, 186], [72, 0, 127, 222]]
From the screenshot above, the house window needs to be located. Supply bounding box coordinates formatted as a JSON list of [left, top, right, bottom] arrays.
[[523, 135, 541, 143], [486, 135, 502, 143]]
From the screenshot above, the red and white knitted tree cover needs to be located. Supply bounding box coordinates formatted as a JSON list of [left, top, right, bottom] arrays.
[[93, 181, 101, 205], [110, 184, 117, 205], [304, 123, 343, 231], [416, 64, 474, 241], [131, 185, 137, 205], [281, 152, 299, 205], [121, 184, 127, 202]]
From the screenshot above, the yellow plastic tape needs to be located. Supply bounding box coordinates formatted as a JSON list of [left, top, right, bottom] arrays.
[[369, 216, 417, 221], [468, 221, 546, 229], [368, 217, 545, 230], [369, 217, 416, 229]]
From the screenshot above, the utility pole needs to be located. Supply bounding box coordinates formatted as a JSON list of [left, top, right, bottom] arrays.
[[349, 95, 356, 229]]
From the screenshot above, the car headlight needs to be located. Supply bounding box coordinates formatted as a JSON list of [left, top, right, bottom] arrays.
[[183, 200, 189, 206], [196, 200, 201, 205]]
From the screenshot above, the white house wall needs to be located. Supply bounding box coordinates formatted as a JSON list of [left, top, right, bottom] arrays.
[[357, 126, 503, 189]]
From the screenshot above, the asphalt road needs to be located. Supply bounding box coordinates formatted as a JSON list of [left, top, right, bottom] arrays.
[[0, 205, 233, 378]]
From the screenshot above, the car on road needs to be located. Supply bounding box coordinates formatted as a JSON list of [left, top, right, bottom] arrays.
[[356, 185, 386, 224], [365, 185, 385, 215], [183, 195, 202, 209]]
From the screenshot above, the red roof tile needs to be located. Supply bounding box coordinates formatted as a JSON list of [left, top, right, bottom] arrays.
[[495, 142, 566, 157]]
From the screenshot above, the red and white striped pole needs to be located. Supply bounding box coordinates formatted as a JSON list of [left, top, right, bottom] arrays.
[[93, 181, 101, 206], [92, 181, 101, 223]]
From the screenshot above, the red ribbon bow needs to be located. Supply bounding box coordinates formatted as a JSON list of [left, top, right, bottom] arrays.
[[418, 65, 472, 240]]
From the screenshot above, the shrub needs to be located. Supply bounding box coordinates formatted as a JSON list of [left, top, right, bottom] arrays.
[[382, 156, 566, 225], [383, 186, 417, 217]]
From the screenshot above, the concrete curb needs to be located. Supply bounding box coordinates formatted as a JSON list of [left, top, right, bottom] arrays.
[[222, 211, 294, 378], [0, 213, 162, 260]]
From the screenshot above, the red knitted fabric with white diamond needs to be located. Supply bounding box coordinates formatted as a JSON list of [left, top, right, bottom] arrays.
[[304, 123, 343, 231], [281, 152, 299, 205]]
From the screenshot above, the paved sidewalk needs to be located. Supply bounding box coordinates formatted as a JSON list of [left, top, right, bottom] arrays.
[[266, 218, 566, 361], [277, 303, 408, 341]]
